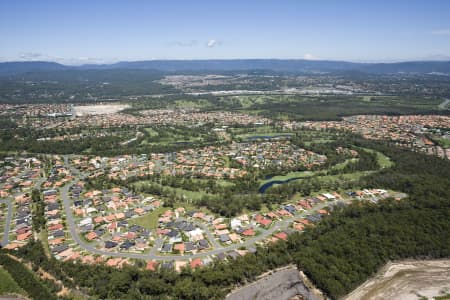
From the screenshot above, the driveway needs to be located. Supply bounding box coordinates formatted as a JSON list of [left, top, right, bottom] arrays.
[[60, 156, 327, 261]]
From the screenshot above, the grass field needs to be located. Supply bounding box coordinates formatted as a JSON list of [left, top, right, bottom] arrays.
[[259, 171, 314, 186], [260, 148, 392, 190], [230, 125, 279, 135], [258, 158, 359, 186], [129, 206, 169, 229], [359, 147, 394, 168], [0, 266, 26, 296], [237, 132, 293, 140], [434, 137, 450, 148], [143, 127, 159, 137], [132, 179, 212, 207], [189, 177, 235, 188]]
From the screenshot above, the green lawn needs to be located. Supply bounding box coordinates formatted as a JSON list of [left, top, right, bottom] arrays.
[[332, 158, 359, 170], [259, 147, 392, 191], [230, 125, 278, 135], [237, 132, 293, 140], [129, 207, 169, 229], [259, 171, 314, 186], [143, 127, 159, 137], [174, 99, 212, 109], [187, 177, 235, 188], [303, 139, 335, 146], [359, 147, 394, 168], [258, 158, 359, 186], [434, 137, 450, 148], [0, 266, 26, 296], [134, 180, 210, 201]]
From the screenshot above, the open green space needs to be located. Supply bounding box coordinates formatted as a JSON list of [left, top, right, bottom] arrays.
[[260, 147, 391, 191], [0, 266, 26, 296], [133, 180, 210, 201], [259, 157, 359, 186], [139, 126, 216, 147], [185, 177, 235, 188], [303, 138, 335, 146], [259, 171, 314, 185], [434, 137, 450, 148], [129, 206, 169, 229], [39, 230, 51, 258], [227, 94, 445, 120], [173, 99, 213, 109], [359, 147, 393, 168], [230, 125, 279, 135], [143, 127, 159, 137], [236, 132, 293, 140]]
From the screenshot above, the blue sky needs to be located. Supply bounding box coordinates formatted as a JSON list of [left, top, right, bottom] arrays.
[[1, 0, 450, 64]]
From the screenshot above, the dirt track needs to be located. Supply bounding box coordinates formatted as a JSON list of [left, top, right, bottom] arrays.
[[343, 259, 450, 300], [225, 266, 324, 300]]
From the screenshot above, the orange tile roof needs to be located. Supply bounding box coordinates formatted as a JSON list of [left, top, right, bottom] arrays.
[[146, 261, 158, 271], [190, 258, 202, 269], [17, 231, 32, 241], [274, 232, 288, 241], [86, 231, 97, 241]]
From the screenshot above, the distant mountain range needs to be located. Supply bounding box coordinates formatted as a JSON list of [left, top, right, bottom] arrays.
[[1, 59, 450, 75]]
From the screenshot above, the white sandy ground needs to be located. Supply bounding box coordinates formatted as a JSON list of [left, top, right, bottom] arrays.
[[343, 259, 450, 300], [73, 104, 130, 116]]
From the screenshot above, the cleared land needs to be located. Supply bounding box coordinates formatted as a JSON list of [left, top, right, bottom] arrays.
[[225, 266, 323, 300], [344, 259, 450, 300], [73, 104, 130, 116]]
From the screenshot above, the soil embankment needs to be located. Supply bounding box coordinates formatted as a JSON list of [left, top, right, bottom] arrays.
[[225, 265, 325, 300], [344, 259, 450, 300]]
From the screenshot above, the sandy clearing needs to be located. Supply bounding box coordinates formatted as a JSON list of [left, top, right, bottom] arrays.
[[225, 265, 325, 300], [73, 104, 130, 116], [343, 259, 450, 300]]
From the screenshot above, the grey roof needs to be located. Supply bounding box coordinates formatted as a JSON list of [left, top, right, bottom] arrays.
[[104, 241, 118, 248], [219, 234, 230, 243], [197, 239, 209, 249], [52, 230, 65, 238], [52, 244, 69, 254], [120, 240, 135, 250], [184, 242, 196, 252], [161, 243, 173, 253], [161, 261, 174, 270], [226, 251, 239, 260]]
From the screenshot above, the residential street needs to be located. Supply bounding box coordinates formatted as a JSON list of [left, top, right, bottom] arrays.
[[0, 199, 12, 247], [59, 162, 328, 261]]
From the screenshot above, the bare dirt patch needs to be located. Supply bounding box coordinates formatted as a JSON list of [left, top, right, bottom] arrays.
[[225, 265, 325, 300], [343, 259, 450, 300], [73, 104, 130, 116]]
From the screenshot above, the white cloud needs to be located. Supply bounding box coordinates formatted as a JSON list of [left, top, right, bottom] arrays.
[[431, 29, 450, 36], [207, 39, 220, 48], [19, 52, 44, 60], [303, 53, 317, 60]]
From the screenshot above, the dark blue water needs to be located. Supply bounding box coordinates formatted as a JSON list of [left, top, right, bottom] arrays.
[[259, 176, 303, 193]]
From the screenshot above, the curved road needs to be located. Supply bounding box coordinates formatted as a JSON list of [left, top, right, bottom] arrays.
[[60, 157, 327, 261], [0, 169, 45, 247]]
